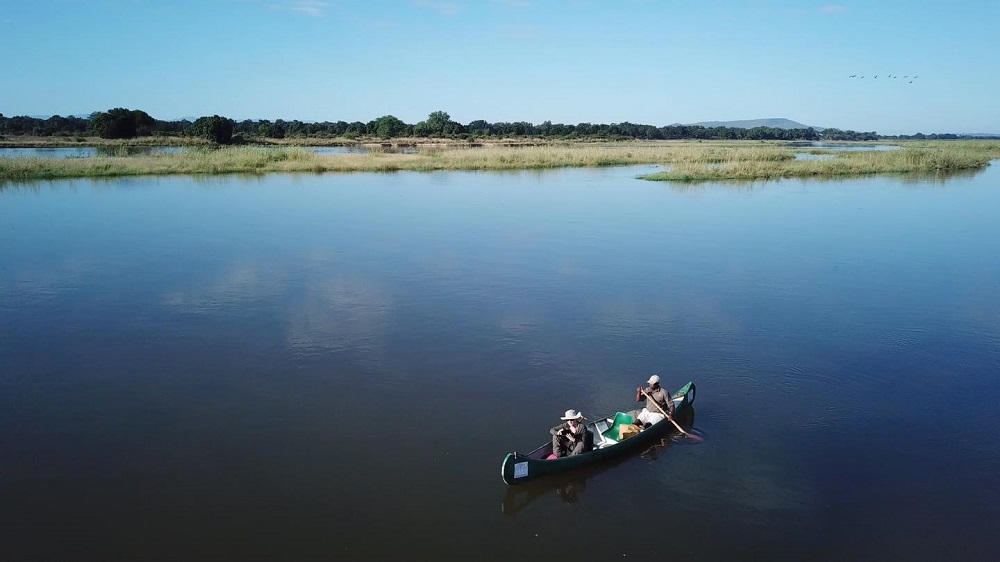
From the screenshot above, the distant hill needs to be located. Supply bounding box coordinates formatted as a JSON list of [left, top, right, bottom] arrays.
[[23, 113, 93, 119], [687, 118, 823, 131]]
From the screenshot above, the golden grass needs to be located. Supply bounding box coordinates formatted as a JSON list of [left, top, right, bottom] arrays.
[[641, 142, 998, 181], [0, 144, 688, 179], [2, 140, 997, 182], [0, 146, 314, 180]]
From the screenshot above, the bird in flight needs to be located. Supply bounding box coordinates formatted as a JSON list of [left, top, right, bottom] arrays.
[[848, 73, 920, 82]]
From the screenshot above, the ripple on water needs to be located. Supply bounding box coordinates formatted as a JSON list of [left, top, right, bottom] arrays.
[[873, 324, 932, 351]]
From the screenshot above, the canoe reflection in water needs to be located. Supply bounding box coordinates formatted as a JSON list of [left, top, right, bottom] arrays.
[[501, 407, 696, 516]]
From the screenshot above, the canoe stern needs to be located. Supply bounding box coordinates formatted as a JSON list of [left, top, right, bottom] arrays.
[[501, 452, 533, 485]]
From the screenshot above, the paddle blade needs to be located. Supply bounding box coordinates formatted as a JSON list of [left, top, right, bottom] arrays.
[[670, 430, 704, 444]]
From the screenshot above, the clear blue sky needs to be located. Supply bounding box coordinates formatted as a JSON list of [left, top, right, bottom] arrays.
[[4, 0, 998, 135]]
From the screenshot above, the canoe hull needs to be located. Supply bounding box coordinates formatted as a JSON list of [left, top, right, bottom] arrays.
[[501, 382, 696, 485]]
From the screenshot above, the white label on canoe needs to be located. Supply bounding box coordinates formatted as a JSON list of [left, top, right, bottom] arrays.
[[514, 462, 528, 478]]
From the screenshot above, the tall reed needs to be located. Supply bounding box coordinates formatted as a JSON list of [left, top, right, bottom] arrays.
[[641, 145, 995, 181], [3, 140, 997, 182]]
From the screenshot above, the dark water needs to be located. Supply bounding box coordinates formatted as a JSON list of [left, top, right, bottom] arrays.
[[311, 146, 420, 155], [785, 141, 901, 151], [794, 152, 836, 161], [2, 165, 999, 561]]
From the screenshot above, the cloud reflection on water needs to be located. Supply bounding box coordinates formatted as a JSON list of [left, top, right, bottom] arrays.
[[284, 273, 392, 361], [161, 265, 271, 314], [159, 258, 394, 365]]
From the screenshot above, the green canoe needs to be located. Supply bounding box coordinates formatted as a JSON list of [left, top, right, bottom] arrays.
[[501, 382, 697, 485]]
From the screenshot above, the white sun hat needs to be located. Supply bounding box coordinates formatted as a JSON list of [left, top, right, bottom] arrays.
[[647, 374, 660, 385], [561, 409, 584, 421]]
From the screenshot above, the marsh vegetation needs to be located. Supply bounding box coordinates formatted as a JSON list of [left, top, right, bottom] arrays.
[[1, 140, 997, 182], [640, 140, 999, 181]]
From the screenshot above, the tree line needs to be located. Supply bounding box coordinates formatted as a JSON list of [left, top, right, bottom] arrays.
[[0, 108, 887, 142]]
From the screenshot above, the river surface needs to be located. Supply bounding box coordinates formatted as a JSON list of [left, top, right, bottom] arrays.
[[785, 141, 901, 151], [2, 165, 999, 560]]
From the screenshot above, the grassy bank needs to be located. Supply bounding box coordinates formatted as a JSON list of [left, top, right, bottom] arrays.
[[640, 142, 998, 181], [2, 140, 997, 182], [0, 143, 690, 180]]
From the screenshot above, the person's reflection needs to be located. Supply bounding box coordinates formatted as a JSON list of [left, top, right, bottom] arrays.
[[556, 478, 586, 504], [502, 472, 590, 516], [640, 436, 672, 461], [501, 446, 646, 515]]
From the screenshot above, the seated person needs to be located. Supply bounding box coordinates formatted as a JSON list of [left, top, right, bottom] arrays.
[[550, 409, 592, 457], [635, 374, 674, 426]]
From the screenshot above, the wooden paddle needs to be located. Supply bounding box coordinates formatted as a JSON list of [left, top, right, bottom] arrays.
[[641, 388, 701, 442]]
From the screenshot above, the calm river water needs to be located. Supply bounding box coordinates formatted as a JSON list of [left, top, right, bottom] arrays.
[[2, 164, 999, 560]]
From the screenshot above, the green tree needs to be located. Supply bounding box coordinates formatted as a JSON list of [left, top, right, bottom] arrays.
[[466, 119, 492, 136], [414, 111, 465, 137], [371, 115, 408, 138], [90, 107, 152, 139], [412, 120, 432, 137], [131, 110, 155, 136], [427, 111, 450, 134], [343, 121, 366, 139], [193, 115, 235, 144], [272, 121, 287, 139]]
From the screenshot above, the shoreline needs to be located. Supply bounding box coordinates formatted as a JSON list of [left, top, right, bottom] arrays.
[[2, 139, 998, 183], [0, 135, 602, 149]]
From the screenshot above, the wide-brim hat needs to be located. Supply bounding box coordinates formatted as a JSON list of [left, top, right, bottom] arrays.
[[561, 409, 583, 421]]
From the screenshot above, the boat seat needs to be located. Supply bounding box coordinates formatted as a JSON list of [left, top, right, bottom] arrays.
[[590, 420, 609, 448], [600, 412, 635, 442]]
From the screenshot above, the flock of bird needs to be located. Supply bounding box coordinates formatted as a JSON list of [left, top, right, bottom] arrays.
[[849, 74, 919, 83]]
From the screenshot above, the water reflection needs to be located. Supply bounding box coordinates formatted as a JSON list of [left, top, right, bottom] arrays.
[[311, 146, 365, 155], [284, 273, 393, 361], [161, 264, 273, 314], [897, 166, 988, 185], [311, 145, 420, 155], [794, 152, 835, 161], [95, 146, 184, 157], [3, 165, 1000, 560], [0, 146, 184, 158], [784, 141, 901, 151]]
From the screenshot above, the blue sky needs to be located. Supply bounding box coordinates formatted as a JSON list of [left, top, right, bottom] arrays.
[[4, 0, 998, 135]]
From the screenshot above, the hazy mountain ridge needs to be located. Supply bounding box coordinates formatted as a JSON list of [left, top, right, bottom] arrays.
[[687, 118, 823, 130]]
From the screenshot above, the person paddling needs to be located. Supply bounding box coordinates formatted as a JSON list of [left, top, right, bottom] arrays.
[[635, 375, 674, 427]]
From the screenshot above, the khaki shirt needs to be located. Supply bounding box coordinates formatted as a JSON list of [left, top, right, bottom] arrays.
[[643, 386, 672, 415]]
